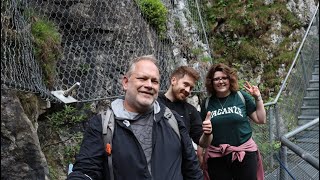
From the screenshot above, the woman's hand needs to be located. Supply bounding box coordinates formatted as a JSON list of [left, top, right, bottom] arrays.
[[245, 81, 266, 124], [244, 81, 261, 100]]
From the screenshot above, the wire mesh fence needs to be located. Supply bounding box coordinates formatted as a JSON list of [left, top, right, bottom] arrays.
[[282, 121, 319, 180], [264, 119, 319, 180], [1, 0, 53, 99], [1, 0, 212, 103], [263, 6, 319, 180]]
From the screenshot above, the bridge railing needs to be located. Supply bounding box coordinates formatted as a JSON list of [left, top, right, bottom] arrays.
[[259, 3, 319, 179]]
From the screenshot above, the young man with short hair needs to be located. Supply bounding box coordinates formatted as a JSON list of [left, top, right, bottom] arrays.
[[157, 66, 213, 149]]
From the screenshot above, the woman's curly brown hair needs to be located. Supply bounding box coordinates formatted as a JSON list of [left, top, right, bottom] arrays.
[[205, 63, 239, 96]]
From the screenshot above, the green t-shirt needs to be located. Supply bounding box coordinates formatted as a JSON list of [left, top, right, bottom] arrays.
[[201, 90, 256, 146]]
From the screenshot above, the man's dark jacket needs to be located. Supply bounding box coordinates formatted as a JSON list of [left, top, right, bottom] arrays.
[[67, 102, 203, 180], [157, 93, 203, 145]]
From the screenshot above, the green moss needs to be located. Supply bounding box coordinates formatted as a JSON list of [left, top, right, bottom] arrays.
[[191, 48, 203, 56], [210, 38, 227, 57], [27, 10, 62, 89], [32, 19, 61, 89], [279, 36, 301, 52], [271, 3, 301, 29], [48, 165, 60, 179], [228, 19, 246, 33], [213, 57, 227, 64], [200, 56, 212, 62], [272, 51, 295, 68], [237, 40, 268, 63], [16, 92, 39, 121], [137, 0, 168, 36], [263, 63, 282, 93], [174, 18, 182, 31]]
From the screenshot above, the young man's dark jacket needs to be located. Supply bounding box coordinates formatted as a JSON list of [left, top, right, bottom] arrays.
[[157, 93, 203, 145], [67, 99, 203, 180]]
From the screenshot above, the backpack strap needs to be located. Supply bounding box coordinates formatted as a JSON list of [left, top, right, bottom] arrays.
[[100, 108, 115, 180], [101, 106, 180, 180], [237, 91, 246, 106], [205, 96, 211, 109], [163, 107, 181, 140], [237, 90, 252, 121]]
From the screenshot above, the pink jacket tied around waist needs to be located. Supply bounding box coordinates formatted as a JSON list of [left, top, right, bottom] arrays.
[[203, 137, 264, 180]]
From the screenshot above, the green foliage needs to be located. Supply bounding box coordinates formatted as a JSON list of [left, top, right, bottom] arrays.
[[272, 51, 295, 67], [210, 38, 227, 57], [217, 0, 228, 7], [48, 165, 59, 180], [46, 105, 88, 130], [75, 63, 91, 76], [271, 3, 301, 29], [263, 64, 282, 93], [273, 141, 281, 150], [200, 56, 213, 62], [174, 18, 182, 31], [237, 78, 246, 90], [213, 57, 227, 64], [42, 103, 91, 178], [204, 0, 303, 100], [238, 40, 268, 63], [29, 12, 62, 89], [259, 141, 273, 156], [32, 20, 60, 43], [137, 0, 168, 36], [63, 132, 83, 164], [251, 124, 281, 155], [191, 48, 203, 56]]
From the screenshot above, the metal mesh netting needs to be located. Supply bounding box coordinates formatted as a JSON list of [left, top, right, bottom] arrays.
[[1, 0, 49, 97], [1, 0, 211, 103], [283, 123, 319, 179], [263, 8, 319, 179]]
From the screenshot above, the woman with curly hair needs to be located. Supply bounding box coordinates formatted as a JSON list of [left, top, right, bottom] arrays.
[[200, 63, 266, 180]]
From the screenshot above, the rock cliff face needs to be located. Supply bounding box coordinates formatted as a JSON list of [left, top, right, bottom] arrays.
[[1, 89, 49, 180]]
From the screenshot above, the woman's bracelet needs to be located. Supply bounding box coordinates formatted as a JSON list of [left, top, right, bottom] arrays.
[[255, 95, 262, 101]]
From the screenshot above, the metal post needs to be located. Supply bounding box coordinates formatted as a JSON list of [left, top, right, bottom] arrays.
[[317, 8, 319, 35], [279, 146, 288, 180], [275, 104, 281, 139], [300, 53, 309, 89], [268, 106, 275, 167], [274, 104, 285, 179], [63, 82, 81, 97]]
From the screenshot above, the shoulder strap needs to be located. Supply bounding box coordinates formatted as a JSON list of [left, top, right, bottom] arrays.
[[100, 108, 115, 180], [101, 106, 181, 180], [237, 90, 252, 120], [237, 91, 246, 106], [164, 107, 181, 140], [205, 96, 211, 109]]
